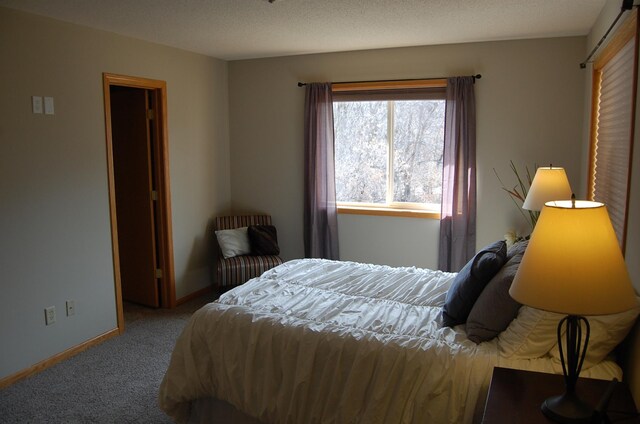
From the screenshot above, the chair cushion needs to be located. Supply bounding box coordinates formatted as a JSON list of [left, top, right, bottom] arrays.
[[217, 255, 284, 288]]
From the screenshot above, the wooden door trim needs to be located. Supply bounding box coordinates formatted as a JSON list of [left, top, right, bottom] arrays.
[[103, 73, 176, 332]]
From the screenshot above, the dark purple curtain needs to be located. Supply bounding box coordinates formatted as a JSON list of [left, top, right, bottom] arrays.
[[438, 77, 477, 272], [304, 83, 339, 259]]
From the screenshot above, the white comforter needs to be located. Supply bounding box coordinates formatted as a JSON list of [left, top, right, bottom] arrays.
[[159, 259, 620, 424]]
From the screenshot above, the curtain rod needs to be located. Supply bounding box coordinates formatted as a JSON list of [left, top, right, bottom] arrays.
[[580, 0, 636, 69], [297, 74, 482, 87]]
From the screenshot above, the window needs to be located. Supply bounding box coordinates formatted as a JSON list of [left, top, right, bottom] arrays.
[[332, 80, 446, 218], [588, 10, 637, 251]]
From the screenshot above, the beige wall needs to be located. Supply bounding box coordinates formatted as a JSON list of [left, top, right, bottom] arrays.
[[0, 8, 230, 379], [228, 37, 586, 267], [585, 1, 640, 406]]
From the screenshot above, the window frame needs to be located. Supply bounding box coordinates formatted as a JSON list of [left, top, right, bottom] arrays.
[[588, 9, 638, 252], [332, 79, 447, 219]]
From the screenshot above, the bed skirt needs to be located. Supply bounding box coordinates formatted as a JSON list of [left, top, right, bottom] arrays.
[[188, 398, 263, 424]]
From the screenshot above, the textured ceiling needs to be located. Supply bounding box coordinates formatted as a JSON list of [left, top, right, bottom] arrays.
[[0, 0, 607, 60]]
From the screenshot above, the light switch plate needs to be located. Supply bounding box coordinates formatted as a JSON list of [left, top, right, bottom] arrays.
[[32, 96, 43, 114], [66, 300, 75, 316], [45, 306, 56, 325], [44, 97, 54, 115]]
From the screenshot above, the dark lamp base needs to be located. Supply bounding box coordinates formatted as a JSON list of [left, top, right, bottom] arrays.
[[542, 392, 593, 423]]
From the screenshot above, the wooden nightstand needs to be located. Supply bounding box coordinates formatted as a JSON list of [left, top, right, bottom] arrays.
[[481, 367, 639, 423]]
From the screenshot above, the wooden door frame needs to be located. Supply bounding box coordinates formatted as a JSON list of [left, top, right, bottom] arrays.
[[103, 73, 176, 332]]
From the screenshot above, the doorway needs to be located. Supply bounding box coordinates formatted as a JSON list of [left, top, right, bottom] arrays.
[[103, 73, 176, 332]]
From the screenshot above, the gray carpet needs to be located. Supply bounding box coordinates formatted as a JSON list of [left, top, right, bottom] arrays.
[[0, 294, 214, 423]]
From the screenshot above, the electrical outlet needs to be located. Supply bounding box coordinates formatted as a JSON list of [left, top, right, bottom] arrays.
[[66, 300, 75, 317], [45, 306, 56, 326]]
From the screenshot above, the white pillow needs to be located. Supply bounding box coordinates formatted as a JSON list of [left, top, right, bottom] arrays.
[[215, 227, 251, 259], [549, 297, 640, 369], [497, 306, 564, 358]]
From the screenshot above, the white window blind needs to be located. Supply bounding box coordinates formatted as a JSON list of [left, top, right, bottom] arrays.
[[590, 33, 636, 249]]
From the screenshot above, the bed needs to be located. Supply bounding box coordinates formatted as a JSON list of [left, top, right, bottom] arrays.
[[159, 254, 639, 424]]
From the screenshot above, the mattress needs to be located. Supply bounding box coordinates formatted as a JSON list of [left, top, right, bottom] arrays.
[[159, 259, 621, 424]]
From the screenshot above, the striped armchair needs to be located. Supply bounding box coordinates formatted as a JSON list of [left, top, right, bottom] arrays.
[[214, 215, 284, 290]]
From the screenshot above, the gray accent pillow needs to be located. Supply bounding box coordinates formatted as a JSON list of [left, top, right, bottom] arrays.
[[441, 240, 507, 327], [466, 240, 529, 343], [507, 239, 528, 260]]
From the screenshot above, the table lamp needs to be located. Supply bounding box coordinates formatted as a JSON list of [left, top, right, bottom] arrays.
[[509, 198, 636, 423], [522, 165, 572, 212]]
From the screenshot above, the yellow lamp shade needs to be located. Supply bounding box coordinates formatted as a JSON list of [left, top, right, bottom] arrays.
[[509, 200, 636, 315], [522, 167, 572, 211]]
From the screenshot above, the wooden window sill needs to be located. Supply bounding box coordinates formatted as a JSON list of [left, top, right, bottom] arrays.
[[337, 205, 440, 219]]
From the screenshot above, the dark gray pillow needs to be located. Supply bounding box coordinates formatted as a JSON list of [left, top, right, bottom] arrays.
[[442, 240, 507, 327], [466, 241, 529, 343], [507, 239, 528, 260], [248, 225, 280, 255]]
